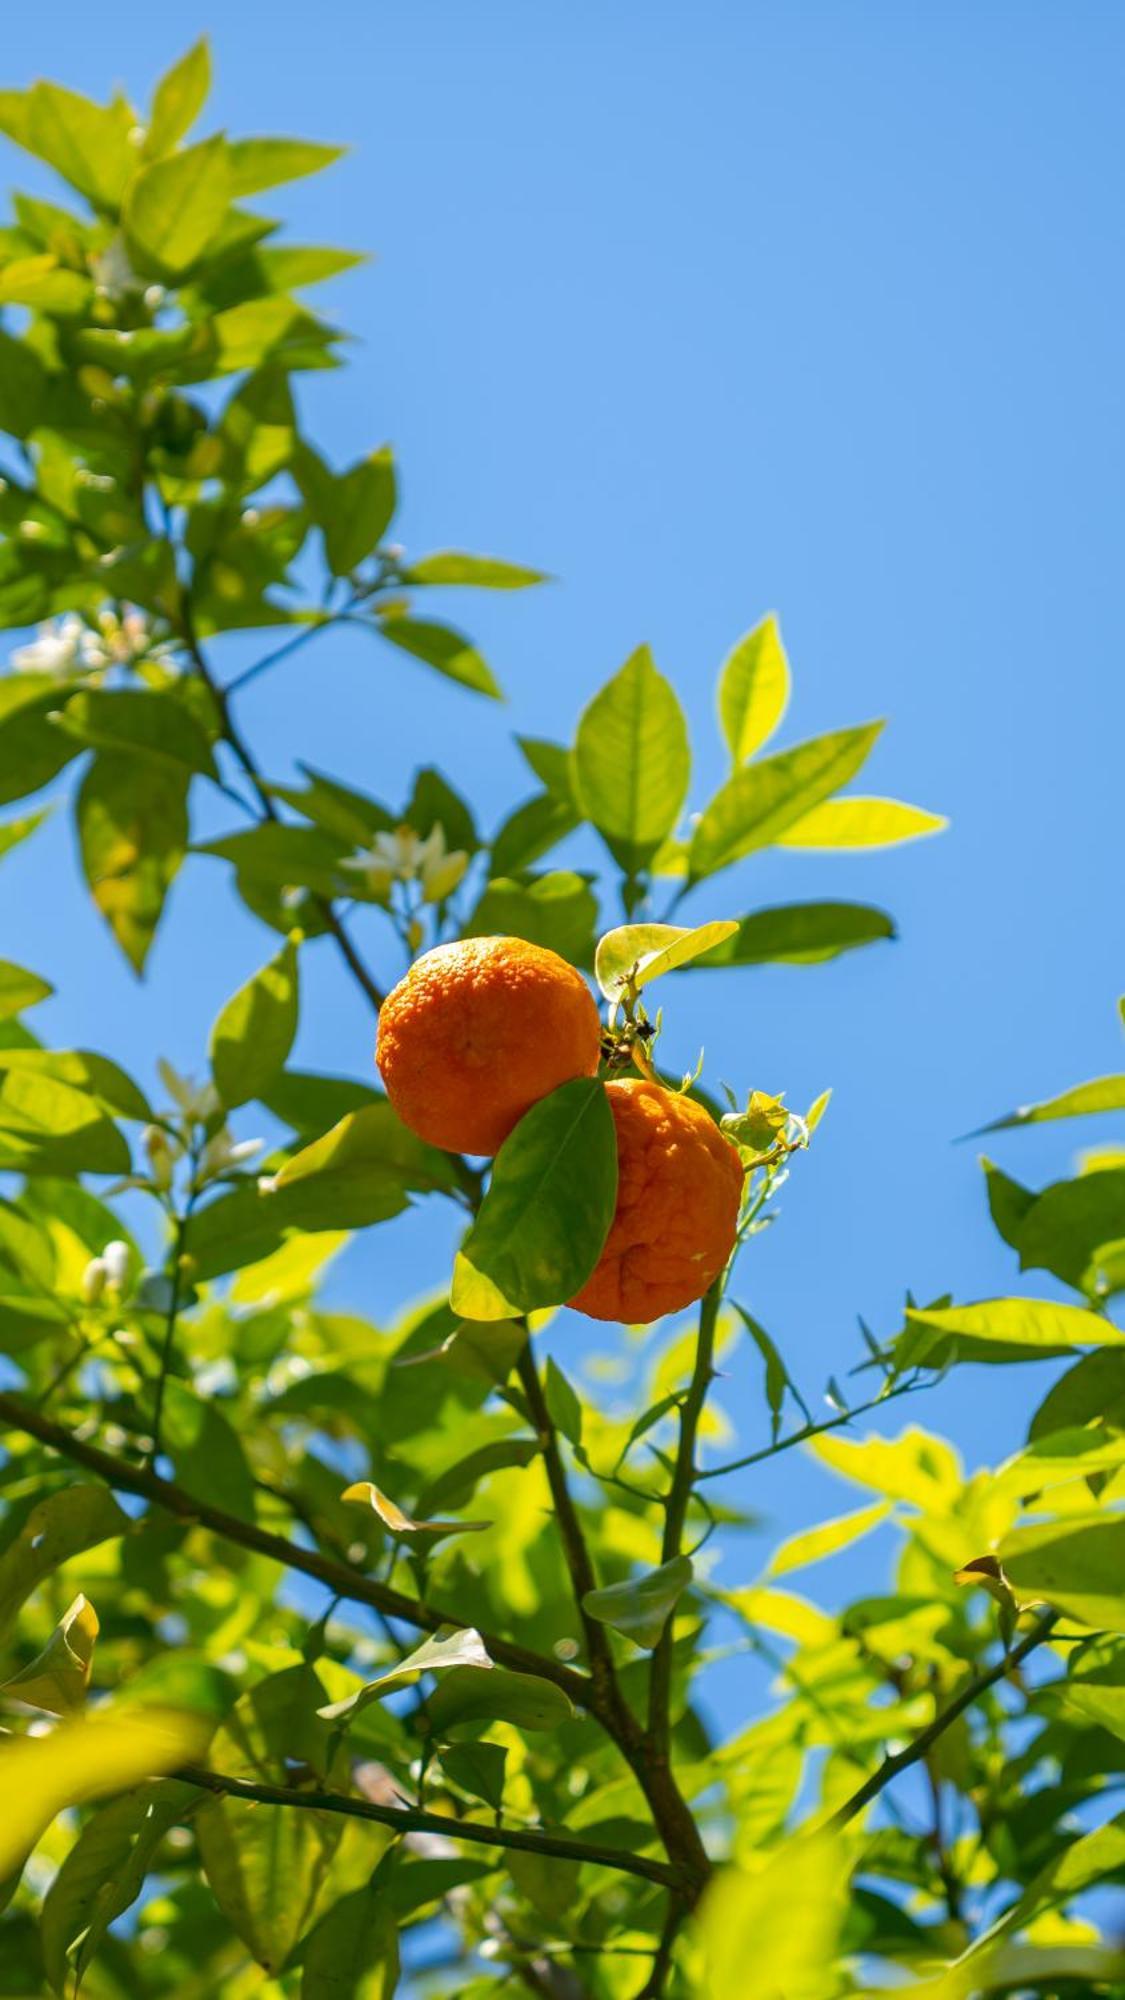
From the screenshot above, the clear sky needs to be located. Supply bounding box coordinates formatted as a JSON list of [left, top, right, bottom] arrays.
[[2, 4, 1122, 1603]]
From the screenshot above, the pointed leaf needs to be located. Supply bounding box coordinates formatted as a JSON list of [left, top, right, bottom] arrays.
[[226, 137, 345, 196], [77, 753, 189, 973], [767, 1500, 892, 1578], [377, 616, 500, 697], [717, 615, 790, 763], [595, 920, 738, 1000], [318, 1626, 493, 1722], [0, 959, 52, 1019], [210, 938, 299, 1109], [572, 646, 691, 870], [301, 1882, 399, 2000], [123, 134, 231, 276], [977, 1075, 1125, 1134], [777, 796, 946, 848], [340, 1480, 488, 1542], [146, 38, 211, 156], [690, 724, 883, 879], [583, 1555, 693, 1650], [451, 1079, 617, 1319], [401, 551, 546, 588], [0, 1594, 99, 1715]]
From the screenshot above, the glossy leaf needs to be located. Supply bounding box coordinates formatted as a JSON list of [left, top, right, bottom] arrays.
[[583, 1555, 693, 1650], [210, 938, 299, 1109], [717, 615, 790, 763], [318, 1626, 493, 1722], [595, 919, 738, 999], [978, 1074, 1125, 1134], [572, 646, 691, 870], [689, 723, 883, 879], [451, 1078, 617, 1318]]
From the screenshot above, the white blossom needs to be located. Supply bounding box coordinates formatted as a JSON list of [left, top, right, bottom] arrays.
[[101, 1240, 131, 1290], [341, 821, 468, 903], [157, 1060, 220, 1125], [195, 1127, 263, 1187], [81, 1257, 108, 1305], [11, 614, 105, 679]]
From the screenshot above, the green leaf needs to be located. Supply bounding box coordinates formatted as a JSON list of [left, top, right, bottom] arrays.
[[424, 1665, 574, 1734], [226, 137, 345, 196], [693, 901, 897, 966], [982, 1156, 1037, 1252], [1000, 1516, 1125, 1630], [465, 872, 598, 965], [977, 1074, 1125, 1134], [210, 938, 299, 1110], [77, 754, 189, 974], [594, 920, 738, 1000], [301, 1883, 399, 2000], [58, 690, 217, 778], [1066, 1635, 1125, 1742], [1029, 1350, 1125, 1441], [0, 1067, 131, 1176], [376, 616, 500, 698], [690, 722, 883, 880], [440, 1741, 507, 1810], [160, 1380, 256, 1520], [0, 329, 46, 438], [401, 551, 546, 588], [898, 1297, 1125, 1371], [318, 1626, 493, 1722], [0, 1593, 98, 1716], [0, 807, 49, 862], [0, 1048, 150, 1122], [544, 1355, 584, 1448], [198, 823, 347, 896], [451, 1079, 617, 1319], [415, 1439, 539, 1517], [321, 448, 396, 575], [583, 1555, 693, 1650], [734, 1305, 810, 1441], [404, 764, 479, 855], [717, 615, 790, 763], [572, 646, 691, 871], [123, 134, 232, 277], [767, 1500, 892, 1578], [0, 1486, 128, 1645], [261, 1069, 381, 1135], [777, 796, 946, 848], [268, 1101, 457, 1225], [40, 1781, 191, 1998], [490, 791, 579, 875], [339, 1480, 488, 1543], [18, 83, 136, 208], [146, 39, 211, 157], [0, 676, 83, 807], [0, 959, 52, 1019], [1014, 1169, 1125, 1294]]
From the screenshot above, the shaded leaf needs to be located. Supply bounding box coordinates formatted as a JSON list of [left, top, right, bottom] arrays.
[[210, 937, 299, 1110], [583, 1555, 693, 1650], [77, 753, 189, 974], [301, 1882, 399, 2000]]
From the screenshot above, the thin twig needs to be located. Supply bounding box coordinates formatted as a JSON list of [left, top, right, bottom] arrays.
[[647, 1280, 721, 1752], [0, 1392, 590, 1706], [178, 1764, 681, 1889], [695, 1377, 926, 1484], [826, 1608, 1060, 1831]]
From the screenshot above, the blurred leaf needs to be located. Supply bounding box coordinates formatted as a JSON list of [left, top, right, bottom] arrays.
[[0, 676, 83, 807], [319, 448, 395, 575], [77, 753, 189, 974], [1000, 1516, 1125, 1630], [0, 1710, 206, 1881], [0, 959, 52, 1019], [58, 690, 217, 778], [415, 1438, 538, 1517], [695, 1833, 849, 2000], [301, 1882, 399, 2000], [123, 134, 231, 276], [198, 823, 347, 896], [210, 937, 299, 1110], [693, 901, 896, 966], [0, 1486, 128, 1644], [717, 615, 790, 764], [516, 735, 574, 800], [465, 871, 597, 964], [146, 38, 211, 156], [572, 646, 691, 871], [490, 791, 579, 875], [226, 136, 345, 195], [261, 1069, 381, 1134], [40, 1780, 192, 1998], [977, 1074, 1125, 1134], [0, 807, 49, 862], [0, 1067, 131, 1175], [595, 920, 738, 999], [160, 1379, 256, 1521], [404, 765, 479, 855], [734, 1305, 810, 1442], [401, 551, 545, 588], [778, 796, 946, 848], [1066, 1635, 1125, 1742], [0, 1048, 150, 1121], [767, 1501, 892, 1578], [690, 723, 883, 880], [583, 1555, 693, 1650], [3, 82, 136, 208], [0, 330, 46, 438], [377, 616, 500, 698], [451, 1079, 617, 1319], [268, 1100, 457, 1226], [544, 1354, 584, 1449], [0, 1593, 98, 1716]]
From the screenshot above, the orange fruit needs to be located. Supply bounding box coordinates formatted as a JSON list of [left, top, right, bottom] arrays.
[[569, 1078, 743, 1323], [376, 935, 602, 1156]]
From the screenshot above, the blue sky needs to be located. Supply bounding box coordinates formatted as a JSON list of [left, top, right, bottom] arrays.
[[2, 4, 1123, 1605]]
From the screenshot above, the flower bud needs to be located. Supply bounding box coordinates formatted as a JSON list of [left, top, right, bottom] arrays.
[[101, 1240, 130, 1291], [81, 1258, 108, 1305]]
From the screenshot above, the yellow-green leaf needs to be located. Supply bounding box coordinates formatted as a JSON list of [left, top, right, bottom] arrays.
[[717, 615, 790, 763], [123, 134, 231, 277], [0, 1594, 99, 1715], [146, 38, 211, 157], [0, 1709, 206, 1879], [767, 1499, 892, 1578], [777, 795, 946, 848], [209, 939, 299, 1110], [572, 646, 691, 870], [0, 959, 53, 1019], [340, 1481, 488, 1542], [690, 723, 883, 880], [594, 919, 738, 999], [694, 1833, 850, 2000], [1000, 1515, 1125, 1630]]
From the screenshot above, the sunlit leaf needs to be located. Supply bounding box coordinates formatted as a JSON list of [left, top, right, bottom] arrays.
[[689, 724, 883, 880], [694, 1833, 850, 2000], [267, 1099, 457, 1225], [777, 796, 946, 848], [572, 646, 691, 871], [976, 1074, 1125, 1134], [424, 1664, 574, 1734], [340, 1480, 488, 1542], [1000, 1515, 1125, 1630], [898, 1297, 1125, 1372], [77, 753, 189, 974], [209, 937, 299, 1109], [0, 1067, 131, 1176], [767, 1500, 892, 1578], [377, 616, 500, 697], [0, 959, 52, 1019], [694, 901, 896, 966], [0, 1709, 206, 1879], [594, 920, 738, 999], [0, 1594, 99, 1715], [400, 551, 546, 588], [318, 1626, 493, 1722], [146, 37, 211, 156], [466, 871, 597, 965], [717, 615, 790, 764], [123, 134, 231, 276], [226, 136, 345, 196]]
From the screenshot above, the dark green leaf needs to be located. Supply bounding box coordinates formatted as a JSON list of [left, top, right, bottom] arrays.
[[425, 1664, 574, 1734], [77, 754, 189, 974], [160, 1379, 256, 1520], [321, 449, 395, 575], [451, 1079, 617, 1319], [301, 1882, 399, 2000], [690, 902, 896, 967]]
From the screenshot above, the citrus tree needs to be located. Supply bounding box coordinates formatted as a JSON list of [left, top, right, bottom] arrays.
[[0, 42, 1122, 2000]]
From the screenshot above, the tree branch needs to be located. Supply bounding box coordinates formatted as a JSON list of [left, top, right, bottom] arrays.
[[178, 1763, 681, 1890], [827, 1608, 1060, 1831], [0, 1392, 589, 1705], [647, 1279, 720, 1753]]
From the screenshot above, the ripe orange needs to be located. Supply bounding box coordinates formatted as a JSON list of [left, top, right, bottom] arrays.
[[569, 1078, 744, 1323], [376, 935, 602, 1156]]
